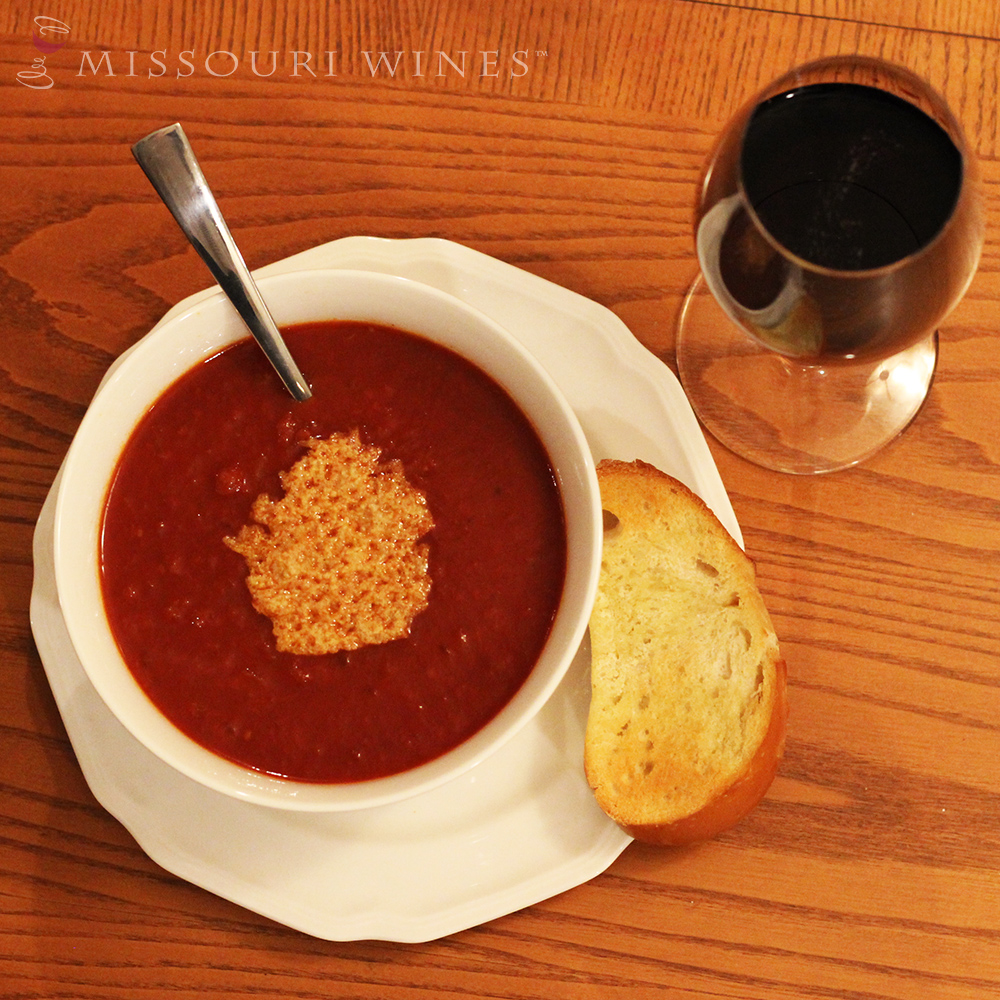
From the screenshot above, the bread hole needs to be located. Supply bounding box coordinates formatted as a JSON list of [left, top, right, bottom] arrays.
[[725, 593, 741, 607], [695, 558, 719, 578], [720, 654, 732, 680], [637, 694, 649, 711], [617, 721, 630, 736], [642, 761, 655, 776], [602, 509, 622, 539]]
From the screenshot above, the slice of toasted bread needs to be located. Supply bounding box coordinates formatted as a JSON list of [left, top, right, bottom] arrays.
[[584, 460, 787, 845]]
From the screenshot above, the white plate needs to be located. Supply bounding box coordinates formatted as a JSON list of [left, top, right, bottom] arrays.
[[29, 237, 739, 942]]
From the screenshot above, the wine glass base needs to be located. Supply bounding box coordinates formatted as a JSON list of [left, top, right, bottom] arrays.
[[676, 276, 937, 474]]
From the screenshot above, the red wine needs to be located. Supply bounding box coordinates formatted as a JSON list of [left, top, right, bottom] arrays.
[[696, 80, 978, 360], [741, 83, 962, 271]]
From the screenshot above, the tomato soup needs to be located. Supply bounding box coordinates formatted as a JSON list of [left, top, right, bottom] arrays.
[[100, 322, 567, 783]]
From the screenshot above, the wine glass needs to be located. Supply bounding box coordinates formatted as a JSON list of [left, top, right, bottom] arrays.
[[675, 56, 983, 474]]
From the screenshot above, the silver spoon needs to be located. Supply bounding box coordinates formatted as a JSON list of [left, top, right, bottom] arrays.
[[132, 123, 312, 402]]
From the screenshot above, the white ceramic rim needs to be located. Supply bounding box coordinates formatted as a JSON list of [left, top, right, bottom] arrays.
[[53, 269, 602, 811]]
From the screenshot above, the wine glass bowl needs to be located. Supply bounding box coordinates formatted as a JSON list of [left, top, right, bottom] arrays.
[[676, 56, 983, 473]]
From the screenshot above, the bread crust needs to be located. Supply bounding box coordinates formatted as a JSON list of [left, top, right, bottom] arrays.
[[585, 459, 787, 845]]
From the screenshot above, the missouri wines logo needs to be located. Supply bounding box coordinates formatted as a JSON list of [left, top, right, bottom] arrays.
[[17, 15, 70, 89], [17, 14, 546, 89]]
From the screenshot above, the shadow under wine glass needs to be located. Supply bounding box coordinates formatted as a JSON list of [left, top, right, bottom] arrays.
[[676, 56, 984, 474]]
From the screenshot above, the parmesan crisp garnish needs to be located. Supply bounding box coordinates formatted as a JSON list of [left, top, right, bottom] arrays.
[[225, 431, 434, 655]]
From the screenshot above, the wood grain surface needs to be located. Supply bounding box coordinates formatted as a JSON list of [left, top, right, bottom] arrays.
[[2, 1, 999, 997]]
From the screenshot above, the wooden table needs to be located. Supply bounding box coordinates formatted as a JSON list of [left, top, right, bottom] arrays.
[[3, 1, 999, 996]]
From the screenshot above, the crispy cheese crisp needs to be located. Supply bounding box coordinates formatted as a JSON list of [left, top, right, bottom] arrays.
[[224, 431, 434, 655]]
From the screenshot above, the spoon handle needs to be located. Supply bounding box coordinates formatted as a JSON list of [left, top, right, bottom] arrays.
[[132, 123, 312, 402]]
